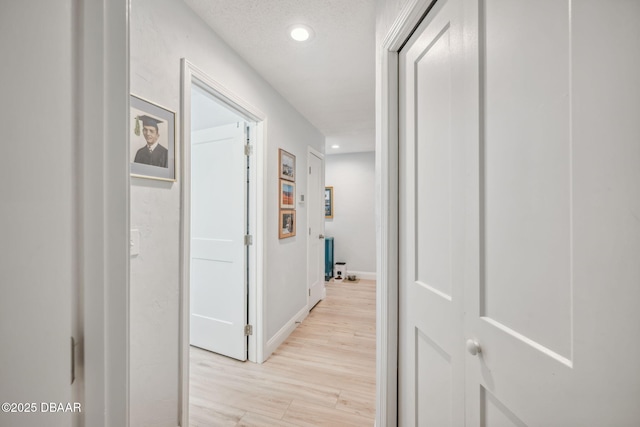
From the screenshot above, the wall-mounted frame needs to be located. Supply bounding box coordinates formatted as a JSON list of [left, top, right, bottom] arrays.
[[279, 209, 296, 239], [130, 94, 176, 181], [280, 180, 296, 209], [279, 149, 296, 181], [325, 186, 334, 218]]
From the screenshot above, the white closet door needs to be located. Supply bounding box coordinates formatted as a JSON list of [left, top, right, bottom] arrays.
[[399, 0, 640, 425], [398, 0, 466, 424], [464, 1, 640, 425]]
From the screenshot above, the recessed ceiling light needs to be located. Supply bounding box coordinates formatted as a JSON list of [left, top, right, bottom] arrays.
[[331, 144, 340, 149], [289, 25, 314, 42]]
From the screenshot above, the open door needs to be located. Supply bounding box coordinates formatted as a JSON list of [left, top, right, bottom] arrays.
[[190, 120, 248, 361]]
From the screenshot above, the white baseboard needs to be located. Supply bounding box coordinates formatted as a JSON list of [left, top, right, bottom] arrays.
[[349, 270, 376, 281], [264, 305, 308, 360]]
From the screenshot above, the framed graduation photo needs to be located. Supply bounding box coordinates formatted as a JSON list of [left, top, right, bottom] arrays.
[[130, 94, 176, 181]]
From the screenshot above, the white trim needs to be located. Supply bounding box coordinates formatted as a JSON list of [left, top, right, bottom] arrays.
[[382, 0, 435, 49], [251, 119, 267, 364], [377, 1, 435, 426], [179, 58, 267, 426], [264, 306, 309, 359], [255, 119, 268, 364], [348, 271, 377, 281], [308, 146, 325, 159], [81, 1, 130, 426], [179, 60, 191, 427]]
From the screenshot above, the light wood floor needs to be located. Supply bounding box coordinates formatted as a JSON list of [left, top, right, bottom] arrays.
[[189, 279, 376, 426]]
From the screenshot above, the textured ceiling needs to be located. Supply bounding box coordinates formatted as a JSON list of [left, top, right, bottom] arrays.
[[182, 0, 376, 153]]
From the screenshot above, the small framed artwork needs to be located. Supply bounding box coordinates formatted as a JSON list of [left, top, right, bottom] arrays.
[[279, 210, 296, 239], [325, 186, 334, 218], [279, 149, 296, 181], [130, 94, 176, 181], [280, 180, 296, 209]]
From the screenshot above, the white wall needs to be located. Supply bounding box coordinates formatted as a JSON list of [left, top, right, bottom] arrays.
[[130, 0, 324, 425], [325, 152, 376, 276]]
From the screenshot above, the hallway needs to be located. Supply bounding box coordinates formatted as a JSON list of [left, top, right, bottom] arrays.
[[189, 280, 376, 426]]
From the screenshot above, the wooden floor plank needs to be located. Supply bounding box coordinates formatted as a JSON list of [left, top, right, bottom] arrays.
[[236, 412, 301, 427], [281, 399, 373, 427], [189, 280, 376, 426]]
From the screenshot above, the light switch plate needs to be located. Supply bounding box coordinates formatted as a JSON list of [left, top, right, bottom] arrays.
[[130, 229, 140, 256]]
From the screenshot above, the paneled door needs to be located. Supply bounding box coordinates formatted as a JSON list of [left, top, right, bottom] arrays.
[[398, 0, 465, 424], [463, 0, 640, 424], [190, 122, 248, 361], [399, 0, 640, 425]]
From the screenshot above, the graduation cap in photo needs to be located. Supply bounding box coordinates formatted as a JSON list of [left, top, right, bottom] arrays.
[[134, 115, 163, 136]]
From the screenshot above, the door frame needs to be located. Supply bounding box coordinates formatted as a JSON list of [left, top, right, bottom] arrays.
[[179, 58, 267, 426], [80, 0, 130, 426], [306, 146, 326, 309], [376, 0, 437, 425]]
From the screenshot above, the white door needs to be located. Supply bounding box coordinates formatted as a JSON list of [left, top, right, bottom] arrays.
[[399, 0, 640, 425], [398, 0, 465, 424], [190, 122, 248, 361], [1, 2, 75, 426], [308, 150, 325, 309], [463, 1, 640, 424]]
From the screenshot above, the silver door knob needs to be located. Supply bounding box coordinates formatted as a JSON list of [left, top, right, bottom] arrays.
[[319, 234, 325, 239], [466, 339, 481, 356]]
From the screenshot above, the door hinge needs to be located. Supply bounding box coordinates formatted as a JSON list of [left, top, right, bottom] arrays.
[[309, 289, 311, 296], [309, 166, 311, 174], [244, 234, 253, 245], [244, 324, 253, 336], [70, 337, 75, 385], [244, 145, 253, 156]]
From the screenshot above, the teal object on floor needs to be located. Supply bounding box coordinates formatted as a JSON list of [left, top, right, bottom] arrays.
[[325, 237, 334, 281]]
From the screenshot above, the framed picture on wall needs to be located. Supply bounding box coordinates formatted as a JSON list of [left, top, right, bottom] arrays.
[[279, 149, 296, 181], [325, 186, 334, 218], [280, 180, 296, 209], [130, 94, 176, 181], [279, 210, 296, 239]]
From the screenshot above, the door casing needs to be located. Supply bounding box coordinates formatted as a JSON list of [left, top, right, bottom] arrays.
[[376, 1, 437, 425], [179, 58, 267, 427]]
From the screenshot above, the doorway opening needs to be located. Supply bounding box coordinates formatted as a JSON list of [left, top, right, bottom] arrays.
[[179, 59, 266, 425]]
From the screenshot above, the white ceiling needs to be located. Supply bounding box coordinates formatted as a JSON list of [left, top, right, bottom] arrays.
[[182, 0, 376, 154]]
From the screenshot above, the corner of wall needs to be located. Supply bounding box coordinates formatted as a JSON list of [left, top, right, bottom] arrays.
[[263, 305, 308, 361]]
